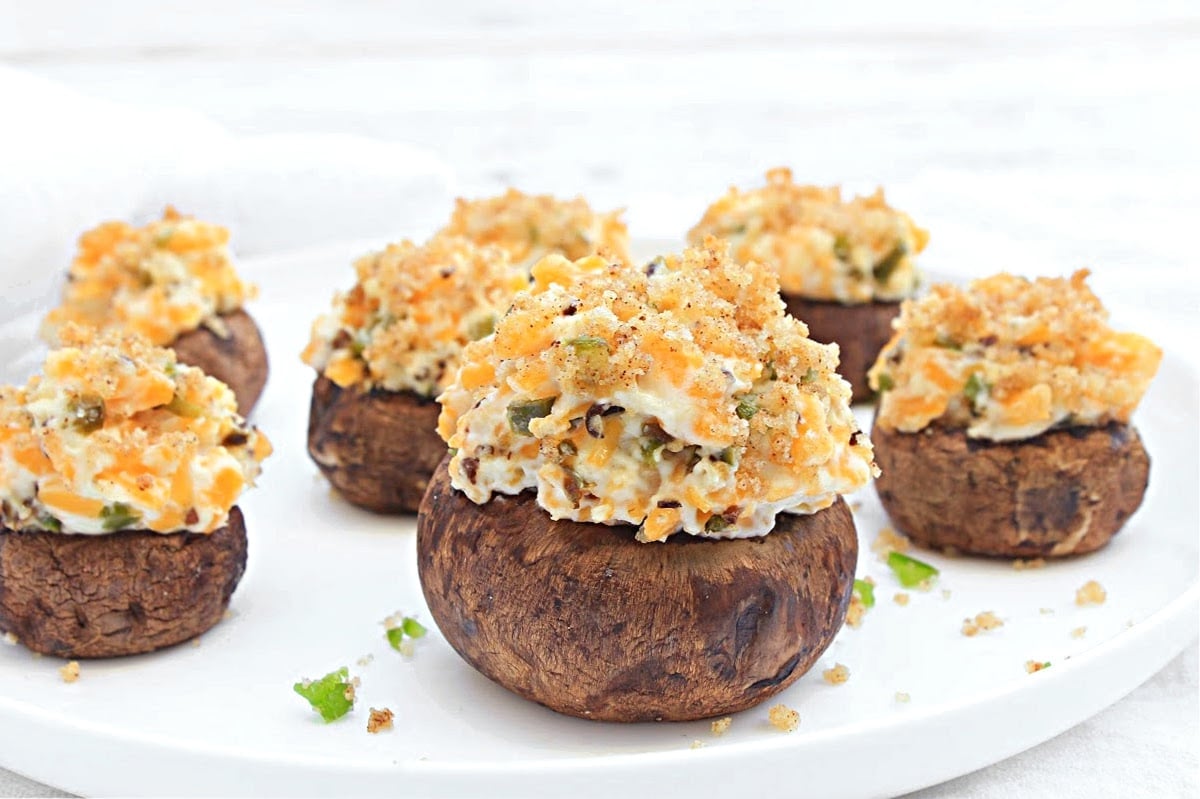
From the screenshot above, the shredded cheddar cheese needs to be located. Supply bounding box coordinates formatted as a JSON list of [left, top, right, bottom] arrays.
[[437, 238, 878, 540], [0, 326, 269, 535], [41, 207, 255, 346], [869, 270, 1161, 441], [688, 167, 927, 303], [439, 188, 630, 269], [302, 236, 528, 397]]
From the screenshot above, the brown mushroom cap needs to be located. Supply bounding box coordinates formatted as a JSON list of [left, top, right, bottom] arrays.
[[782, 294, 899, 403], [307, 376, 445, 514], [417, 460, 858, 722], [0, 507, 247, 658], [872, 421, 1150, 557], [171, 310, 269, 416]]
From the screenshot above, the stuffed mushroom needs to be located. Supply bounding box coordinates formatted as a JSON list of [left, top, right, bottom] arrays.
[[302, 236, 528, 513], [0, 326, 271, 657], [868, 270, 1160, 557], [419, 239, 877, 722], [41, 207, 268, 415], [689, 168, 928, 401]]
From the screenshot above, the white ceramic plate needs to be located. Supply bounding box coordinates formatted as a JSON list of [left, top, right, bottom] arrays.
[[0, 240, 1196, 799]]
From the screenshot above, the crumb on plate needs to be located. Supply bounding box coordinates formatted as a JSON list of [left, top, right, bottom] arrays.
[[768, 703, 800, 732], [367, 707, 394, 734], [1075, 580, 1107, 606], [1013, 558, 1046, 570], [822, 663, 851, 685], [871, 526, 911, 560], [1025, 660, 1051, 674], [893, 592, 910, 606], [962, 611, 1004, 637], [711, 716, 732, 736], [1071, 626, 1087, 639], [59, 661, 80, 683]]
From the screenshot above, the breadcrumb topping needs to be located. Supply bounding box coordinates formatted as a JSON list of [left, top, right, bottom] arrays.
[[688, 167, 927, 303], [0, 326, 270, 535], [1075, 580, 1107, 606], [870, 270, 1161, 441], [302, 236, 527, 397], [822, 663, 851, 685], [43, 207, 255, 346], [438, 239, 877, 540], [711, 717, 732, 736], [59, 661, 80, 683], [961, 611, 1004, 637], [871, 526, 911, 561], [440, 189, 629, 269], [767, 703, 800, 732], [367, 707, 394, 733]]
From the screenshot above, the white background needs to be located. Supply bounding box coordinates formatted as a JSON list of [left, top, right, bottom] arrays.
[[1, 1, 1197, 796]]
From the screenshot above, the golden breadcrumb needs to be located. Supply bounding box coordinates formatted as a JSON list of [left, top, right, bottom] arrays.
[[688, 167, 927, 302], [711, 717, 732, 736], [42, 207, 255, 347], [870, 270, 1161, 441], [59, 661, 80, 683], [893, 592, 910, 606], [1012, 558, 1046, 571], [367, 707, 394, 734], [438, 239, 878, 540], [962, 611, 1004, 637], [845, 595, 867, 628], [871, 526, 911, 561], [768, 704, 800, 732], [690, 740, 706, 750], [302, 236, 527, 396], [1076, 580, 1107, 606], [822, 663, 851, 685]]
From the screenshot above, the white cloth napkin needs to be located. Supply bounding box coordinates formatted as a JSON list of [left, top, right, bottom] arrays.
[[0, 66, 455, 318]]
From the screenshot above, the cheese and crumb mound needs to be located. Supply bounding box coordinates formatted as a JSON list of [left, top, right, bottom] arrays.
[[42, 207, 255, 347], [302, 236, 527, 397], [437, 240, 878, 541], [439, 189, 630, 270], [0, 326, 270, 535], [870, 270, 1162, 441], [688, 167, 927, 304]]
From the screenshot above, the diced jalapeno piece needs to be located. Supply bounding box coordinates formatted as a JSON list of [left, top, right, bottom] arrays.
[[68, 395, 105, 433], [801, 367, 818, 384], [735, 396, 758, 420], [293, 667, 354, 722], [875, 372, 894, 393], [887, 552, 939, 588], [963, 372, 989, 408], [468, 314, 497, 341], [100, 502, 141, 532], [507, 397, 556, 436], [833, 233, 852, 262], [852, 578, 876, 608], [872, 242, 908, 283], [705, 515, 730, 532], [37, 514, 62, 533], [164, 392, 203, 418]]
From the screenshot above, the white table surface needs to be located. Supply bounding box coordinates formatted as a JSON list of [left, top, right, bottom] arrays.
[[1, 2, 1197, 796]]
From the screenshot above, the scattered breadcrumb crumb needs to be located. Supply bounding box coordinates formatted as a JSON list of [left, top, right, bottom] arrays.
[[59, 661, 80, 683], [2, 632, 17, 645], [222, 609, 234, 621], [1071, 626, 1087, 639], [961, 611, 1004, 637], [941, 589, 952, 600], [1075, 580, 1107, 606], [893, 592, 910, 606], [1025, 660, 1051, 674], [690, 740, 705, 749], [357, 654, 375, 667], [895, 692, 911, 703], [768, 704, 800, 732], [191, 638, 202, 648], [343, 681, 358, 703], [1012, 558, 1046, 571], [871, 527, 911, 560], [367, 707, 394, 733], [822, 663, 851, 685], [711, 717, 732, 736], [1039, 607, 1055, 615], [845, 595, 866, 628]]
